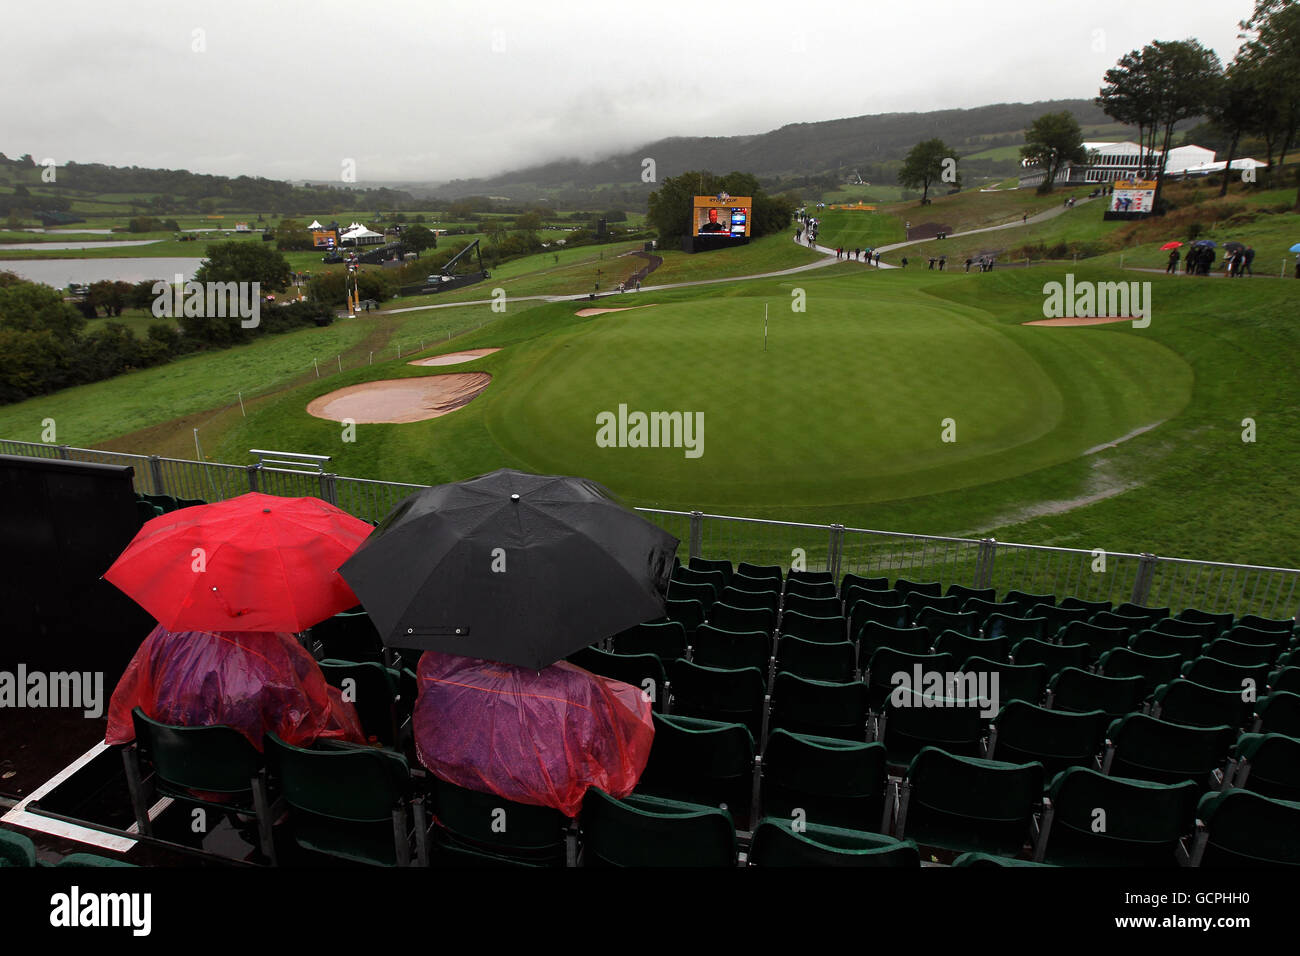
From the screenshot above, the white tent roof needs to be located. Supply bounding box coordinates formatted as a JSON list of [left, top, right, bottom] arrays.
[[340, 224, 383, 239], [308, 220, 323, 229]]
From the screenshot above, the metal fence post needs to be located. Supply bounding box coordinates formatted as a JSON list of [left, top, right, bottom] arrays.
[[319, 473, 338, 506], [974, 538, 997, 588], [689, 511, 703, 561], [148, 455, 166, 496], [57, 444, 71, 461], [246, 464, 260, 493], [828, 524, 845, 581], [1131, 553, 1157, 605]]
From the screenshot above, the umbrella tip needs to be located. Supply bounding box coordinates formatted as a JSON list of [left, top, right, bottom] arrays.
[[510, 494, 520, 501], [263, 508, 271, 513]]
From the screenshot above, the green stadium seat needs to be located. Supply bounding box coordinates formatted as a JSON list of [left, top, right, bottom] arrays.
[[718, 586, 780, 616], [987, 701, 1107, 777], [962, 598, 1020, 629], [1058, 620, 1131, 664], [896, 748, 1044, 857], [312, 609, 385, 664], [665, 598, 706, 636], [266, 734, 425, 867], [849, 602, 911, 643], [567, 647, 665, 709], [1190, 789, 1300, 867], [1203, 637, 1278, 667], [769, 671, 869, 742], [841, 573, 890, 595], [688, 556, 733, 587], [425, 775, 569, 867], [737, 563, 782, 584], [985, 613, 1049, 643], [667, 660, 767, 738], [1059, 596, 1112, 616], [1035, 767, 1198, 866], [857, 621, 931, 658], [0, 829, 36, 867], [1153, 616, 1219, 640], [864, 649, 955, 710], [1002, 590, 1055, 614], [782, 592, 841, 620], [709, 602, 775, 636], [612, 619, 688, 664], [1102, 713, 1236, 786], [845, 584, 904, 608], [1115, 602, 1171, 625], [636, 713, 756, 826], [1152, 679, 1251, 730], [758, 729, 889, 832], [960, 656, 1048, 706], [729, 573, 782, 597], [1180, 656, 1268, 696], [1236, 614, 1295, 636], [946, 583, 996, 605], [1269, 666, 1300, 695], [952, 851, 1055, 867], [1226, 733, 1300, 802], [1177, 607, 1234, 637], [893, 578, 942, 601], [779, 609, 845, 644], [1096, 647, 1183, 695], [1129, 629, 1204, 663], [1091, 610, 1149, 637], [1254, 691, 1300, 736], [1011, 638, 1089, 674], [1224, 624, 1291, 649], [748, 819, 919, 867], [691, 624, 770, 672], [934, 631, 1009, 665], [123, 707, 274, 859], [1047, 667, 1144, 719], [905, 592, 963, 617], [580, 789, 736, 867], [915, 608, 980, 639], [670, 569, 723, 603], [1029, 602, 1090, 635], [318, 659, 403, 747], [775, 634, 856, 683], [879, 687, 989, 764]]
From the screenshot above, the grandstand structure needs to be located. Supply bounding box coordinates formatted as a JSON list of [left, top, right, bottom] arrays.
[[2, 440, 1298, 868]]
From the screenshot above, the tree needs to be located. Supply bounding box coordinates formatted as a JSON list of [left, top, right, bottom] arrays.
[[194, 241, 291, 291], [514, 211, 543, 234], [1098, 40, 1223, 206], [647, 170, 781, 244], [402, 224, 437, 255], [1238, 0, 1300, 192], [1020, 112, 1088, 194], [897, 139, 959, 204], [1207, 57, 1267, 196]]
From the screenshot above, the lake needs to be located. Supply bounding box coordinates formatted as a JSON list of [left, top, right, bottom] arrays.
[[0, 258, 207, 287], [0, 240, 161, 251]]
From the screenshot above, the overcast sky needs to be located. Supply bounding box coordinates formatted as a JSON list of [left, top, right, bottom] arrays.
[[8, 0, 1258, 184]]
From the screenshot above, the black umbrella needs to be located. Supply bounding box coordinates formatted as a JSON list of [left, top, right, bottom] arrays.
[[1223, 241, 1246, 252], [338, 469, 679, 669]]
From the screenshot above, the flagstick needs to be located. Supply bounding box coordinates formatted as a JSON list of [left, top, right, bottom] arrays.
[[764, 304, 768, 352], [238, 391, 245, 417], [193, 428, 204, 460]]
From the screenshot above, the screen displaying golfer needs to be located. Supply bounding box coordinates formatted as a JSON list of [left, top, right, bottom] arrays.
[[698, 208, 726, 233]]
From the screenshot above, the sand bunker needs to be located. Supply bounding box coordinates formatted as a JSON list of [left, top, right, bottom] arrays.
[[1024, 316, 1139, 327], [575, 304, 657, 317], [407, 348, 500, 367], [307, 372, 491, 424]]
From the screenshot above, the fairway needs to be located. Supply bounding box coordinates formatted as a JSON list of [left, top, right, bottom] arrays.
[[483, 276, 1192, 510]]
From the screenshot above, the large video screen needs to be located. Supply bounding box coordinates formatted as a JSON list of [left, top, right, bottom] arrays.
[[693, 195, 752, 237], [1111, 179, 1156, 214]]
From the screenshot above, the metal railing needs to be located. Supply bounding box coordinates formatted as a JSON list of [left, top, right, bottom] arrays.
[[3, 438, 1297, 619]]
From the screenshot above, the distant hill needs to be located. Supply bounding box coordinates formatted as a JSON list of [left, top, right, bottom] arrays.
[[426, 99, 1128, 202]]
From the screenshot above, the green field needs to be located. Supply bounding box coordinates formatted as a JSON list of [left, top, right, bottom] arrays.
[[5, 184, 1300, 570]]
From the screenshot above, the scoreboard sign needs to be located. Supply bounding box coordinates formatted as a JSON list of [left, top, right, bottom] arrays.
[[692, 195, 752, 238], [1111, 179, 1157, 215]]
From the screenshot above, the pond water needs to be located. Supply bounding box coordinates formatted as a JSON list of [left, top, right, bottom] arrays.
[[0, 239, 162, 251], [0, 257, 207, 286]]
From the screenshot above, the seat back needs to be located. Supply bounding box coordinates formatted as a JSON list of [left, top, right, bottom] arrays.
[[882, 688, 988, 762], [782, 592, 841, 621], [612, 620, 688, 663], [990, 701, 1106, 775], [776, 635, 856, 683], [718, 586, 780, 615], [691, 624, 770, 672], [430, 776, 569, 861], [849, 602, 911, 643], [916, 608, 979, 639], [1097, 647, 1183, 694], [961, 656, 1047, 706], [1011, 638, 1089, 673], [946, 584, 995, 605], [1105, 713, 1236, 784], [858, 622, 931, 658], [637, 713, 754, 816], [784, 577, 837, 600], [130, 707, 260, 796], [841, 573, 890, 595], [1043, 767, 1198, 866], [1256, 691, 1300, 736], [688, 557, 733, 587], [864, 649, 955, 710], [770, 672, 869, 741], [1129, 630, 1203, 663], [265, 734, 407, 823], [1231, 733, 1300, 801], [581, 790, 736, 867], [667, 660, 766, 736], [761, 729, 887, 830], [1058, 596, 1111, 616], [905, 592, 962, 617], [318, 659, 399, 746], [1154, 679, 1250, 730], [1195, 789, 1300, 867], [1003, 590, 1055, 614], [935, 632, 1008, 664], [901, 748, 1044, 856], [1203, 637, 1277, 668], [1048, 667, 1144, 718], [893, 578, 942, 600], [1091, 611, 1148, 638], [1153, 616, 1217, 640], [708, 602, 775, 636], [748, 819, 919, 867], [780, 609, 846, 644], [568, 647, 665, 706]]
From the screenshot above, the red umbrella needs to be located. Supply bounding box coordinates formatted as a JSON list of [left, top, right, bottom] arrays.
[[104, 492, 373, 633], [1161, 241, 1184, 250]]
